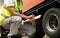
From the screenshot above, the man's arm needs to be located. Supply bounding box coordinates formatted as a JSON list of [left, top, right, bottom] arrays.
[[6, 6, 33, 19], [4, 0, 34, 19]]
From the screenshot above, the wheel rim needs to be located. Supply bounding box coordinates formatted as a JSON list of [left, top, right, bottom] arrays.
[[46, 14, 59, 32]]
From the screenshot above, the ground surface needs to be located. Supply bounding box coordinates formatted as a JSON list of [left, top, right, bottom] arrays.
[[21, 34, 50, 38], [43, 34, 50, 38]]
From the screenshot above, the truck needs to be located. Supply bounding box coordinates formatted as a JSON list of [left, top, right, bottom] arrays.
[[0, 0, 60, 38]]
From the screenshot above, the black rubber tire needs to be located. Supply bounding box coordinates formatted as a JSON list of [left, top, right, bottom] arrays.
[[0, 27, 1, 38], [29, 19, 45, 38], [36, 19, 45, 38], [25, 21, 36, 38], [56, 0, 60, 3], [42, 8, 60, 38]]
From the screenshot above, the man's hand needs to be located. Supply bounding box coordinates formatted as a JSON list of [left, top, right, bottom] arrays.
[[21, 14, 35, 25], [22, 15, 41, 25], [27, 14, 35, 20], [0, 23, 2, 26]]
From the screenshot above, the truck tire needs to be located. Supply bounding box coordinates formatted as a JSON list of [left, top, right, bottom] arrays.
[[42, 8, 60, 38], [21, 21, 36, 38], [0, 27, 1, 38], [56, 0, 60, 3], [28, 21, 36, 38]]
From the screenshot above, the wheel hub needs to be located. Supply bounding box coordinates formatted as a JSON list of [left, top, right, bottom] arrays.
[[46, 14, 58, 32]]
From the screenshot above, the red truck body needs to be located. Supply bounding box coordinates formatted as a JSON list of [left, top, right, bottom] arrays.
[[22, 0, 45, 12]]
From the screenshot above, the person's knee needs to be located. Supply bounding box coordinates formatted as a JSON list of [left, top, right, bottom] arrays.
[[11, 16, 22, 23]]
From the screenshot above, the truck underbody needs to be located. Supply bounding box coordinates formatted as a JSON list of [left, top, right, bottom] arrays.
[[24, 0, 60, 16]]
